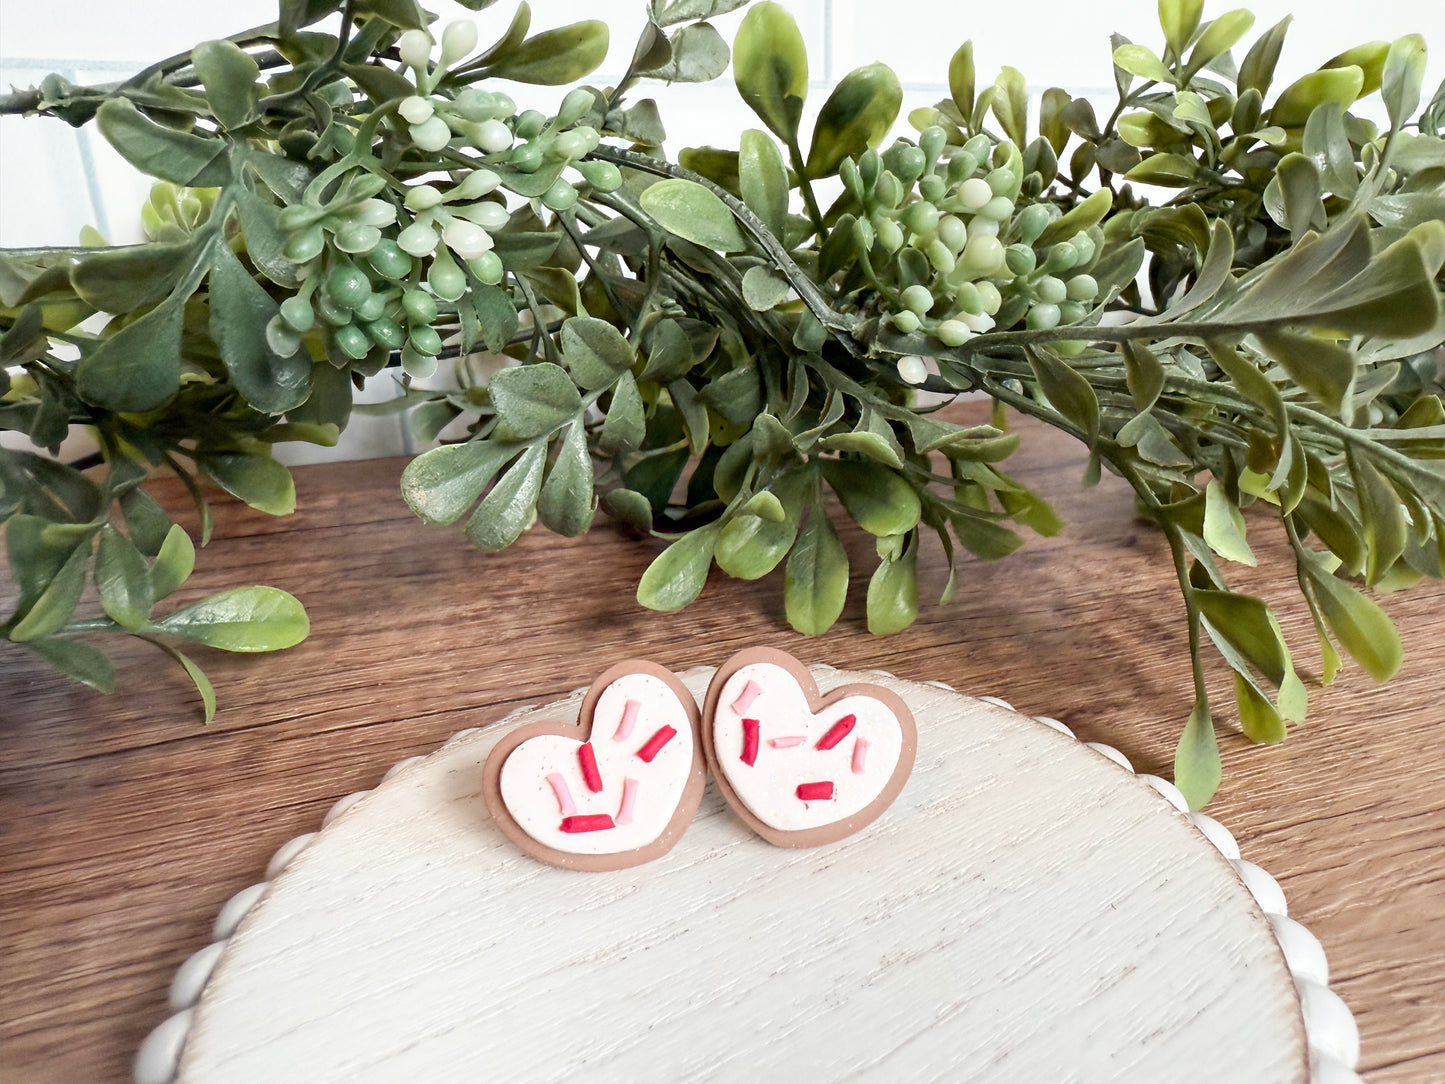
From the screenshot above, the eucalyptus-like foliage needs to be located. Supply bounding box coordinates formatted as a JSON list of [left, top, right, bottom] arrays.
[[1, 0, 1441, 807]]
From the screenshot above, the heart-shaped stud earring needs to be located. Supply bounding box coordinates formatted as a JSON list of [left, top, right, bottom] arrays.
[[702, 647, 917, 847], [482, 661, 706, 871]]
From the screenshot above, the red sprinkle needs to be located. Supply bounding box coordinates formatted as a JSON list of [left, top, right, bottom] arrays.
[[635, 725, 677, 763], [578, 743, 604, 793], [816, 715, 857, 751], [741, 718, 760, 766], [797, 781, 835, 801], [560, 814, 615, 833]]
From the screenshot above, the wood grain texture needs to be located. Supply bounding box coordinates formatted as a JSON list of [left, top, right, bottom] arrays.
[[1, 402, 1441, 1082], [177, 670, 1306, 1083]]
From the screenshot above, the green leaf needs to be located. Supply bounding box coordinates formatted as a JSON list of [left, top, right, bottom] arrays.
[[561, 316, 635, 391], [949, 510, 1024, 560], [119, 487, 172, 556], [732, 1, 808, 143], [1159, 0, 1204, 58], [1113, 44, 1175, 86], [1270, 66, 1364, 129], [785, 504, 849, 634], [154, 585, 309, 652], [1269, 153, 1324, 243], [489, 363, 582, 439], [867, 533, 919, 635], [1027, 348, 1099, 445], [95, 98, 228, 186], [232, 186, 300, 288], [76, 297, 183, 412], [1381, 34, 1428, 131], [805, 63, 902, 179], [465, 442, 546, 551], [1186, 10, 1255, 76], [538, 422, 595, 537], [8, 541, 90, 642], [401, 440, 521, 525], [198, 452, 295, 516], [1125, 152, 1199, 186], [150, 524, 196, 600], [210, 241, 310, 414], [948, 41, 975, 121], [1234, 672, 1287, 744], [653, 0, 750, 27], [1238, 16, 1292, 97], [1203, 480, 1257, 567], [716, 470, 806, 579], [990, 66, 1029, 150], [1123, 342, 1166, 412], [24, 637, 115, 694], [741, 266, 790, 311], [143, 638, 217, 724], [739, 129, 788, 239], [484, 20, 609, 85], [192, 38, 260, 130], [599, 371, 646, 454], [96, 524, 151, 630], [1036, 187, 1111, 247], [1195, 589, 1291, 685], [1173, 698, 1220, 810], [640, 178, 746, 252], [1347, 448, 1407, 587], [470, 283, 520, 353], [637, 523, 720, 611], [641, 22, 730, 83], [69, 240, 190, 313], [822, 459, 921, 536], [1303, 558, 1403, 680], [1256, 330, 1355, 417]]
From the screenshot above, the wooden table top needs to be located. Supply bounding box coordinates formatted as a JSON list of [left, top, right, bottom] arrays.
[[2, 403, 1442, 1083]]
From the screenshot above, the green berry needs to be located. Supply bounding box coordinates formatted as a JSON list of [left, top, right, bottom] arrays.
[[962, 134, 992, 161], [1005, 243, 1036, 276], [1026, 302, 1061, 330], [1044, 243, 1079, 273], [1066, 274, 1099, 302], [315, 293, 352, 327], [937, 214, 967, 252], [576, 160, 622, 192], [355, 292, 388, 323], [975, 281, 1002, 315], [402, 288, 438, 325], [552, 128, 592, 161], [265, 314, 302, 356], [409, 324, 443, 356], [902, 201, 939, 236], [510, 141, 544, 173], [368, 239, 413, 280], [514, 110, 547, 139], [365, 317, 406, 351], [327, 264, 371, 309], [946, 151, 979, 183], [927, 239, 956, 275], [333, 323, 371, 360], [889, 144, 927, 184], [427, 257, 467, 302], [901, 284, 934, 315], [893, 309, 921, 333], [981, 195, 1014, 221], [958, 177, 992, 211], [283, 225, 326, 264], [542, 177, 578, 212], [467, 251, 504, 285], [1057, 301, 1087, 324], [279, 296, 315, 332], [955, 281, 983, 315], [1016, 204, 1052, 245], [1036, 276, 1068, 305], [918, 174, 946, 204], [919, 125, 947, 165], [986, 169, 1017, 196], [1071, 232, 1097, 265], [875, 217, 904, 252], [936, 319, 972, 347]]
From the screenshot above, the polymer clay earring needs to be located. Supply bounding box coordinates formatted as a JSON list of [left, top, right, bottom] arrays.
[[482, 660, 706, 871], [702, 647, 917, 848]]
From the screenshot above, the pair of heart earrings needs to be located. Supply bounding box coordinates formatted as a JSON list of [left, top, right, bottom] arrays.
[[481, 647, 918, 871]]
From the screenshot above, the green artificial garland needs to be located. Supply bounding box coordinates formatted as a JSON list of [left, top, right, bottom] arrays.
[[1, 0, 1442, 807]]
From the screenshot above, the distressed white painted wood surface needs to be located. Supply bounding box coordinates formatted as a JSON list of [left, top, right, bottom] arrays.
[[176, 668, 1308, 1083]]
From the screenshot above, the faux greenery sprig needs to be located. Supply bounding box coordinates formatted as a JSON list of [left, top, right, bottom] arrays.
[[1, 0, 1441, 806]]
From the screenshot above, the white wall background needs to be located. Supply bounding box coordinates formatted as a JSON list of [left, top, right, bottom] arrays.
[[2, 0, 1441, 460]]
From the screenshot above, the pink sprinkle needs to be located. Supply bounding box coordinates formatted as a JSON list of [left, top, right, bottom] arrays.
[[816, 714, 857, 751], [769, 736, 807, 749], [546, 772, 577, 815], [636, 726, 676, 763], [617, 777, 640, 826], [741, 718, 760, 766], [731, 679, 763, 714], [560, 814, 615, 833], [797, 781, 835, 802], [578, 743, 604, 793], [852, 738, 870, 775], [613, 699, 640, 742]]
